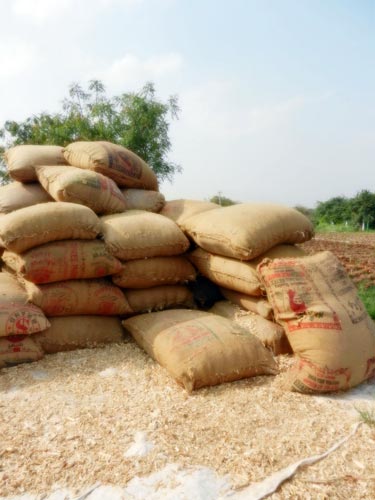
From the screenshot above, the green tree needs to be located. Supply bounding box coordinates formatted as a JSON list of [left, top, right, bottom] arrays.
[[351, 190, 375, 230], [314, 196, 352, 226], [0, 80, 181, 184], [210, 193, 238, 206]]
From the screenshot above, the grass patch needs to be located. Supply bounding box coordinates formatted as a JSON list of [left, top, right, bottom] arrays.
[[314, 222, 359, 233], [356, 407, 375, 427], [358, 284, 375, 320]]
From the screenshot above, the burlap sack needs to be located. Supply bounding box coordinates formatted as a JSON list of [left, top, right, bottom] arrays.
[[123, 309, 278, 391], [124, 285, 194, 313], [4, 145, 67, 182], [258, 251, 375, 393], [0, 202, 100, 253], [33, 316, 124, 353], [183, 203, 313, 260], [0, 335, 44, 368], [160, 199, 218, 229], [121, 189, 165, 212], [0, 273, 50, 337], [25, 279, 132, 316], [2, 240, 122, 284], [220, 288, 273, 319], [188, 248, 262, 296], [35, 165, 127, 214], [101, 210, 190, 260], [209, 300, 291, 355], [63, 141, 158, 190], [0, 182, 52, 214], [112, 256, 196, 288]]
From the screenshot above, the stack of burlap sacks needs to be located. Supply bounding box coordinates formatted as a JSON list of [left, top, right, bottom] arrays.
[[1, 140, 375, 396], [152, 200, 375, 393], [0, 142, 196, 367]]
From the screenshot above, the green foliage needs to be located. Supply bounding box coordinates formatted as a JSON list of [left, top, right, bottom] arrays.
[[0, 80, 181, 183], [314, 222, 359, 233], [210, 193, 237, 206], [351, 190, 375, 230], [314, 196, 352, 226], [356, 407, 375, 427], [358, 284, 375, 319], [314, 191, 375, 230]]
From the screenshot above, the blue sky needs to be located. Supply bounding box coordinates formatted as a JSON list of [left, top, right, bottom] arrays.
[[0, 0, 374, 207]]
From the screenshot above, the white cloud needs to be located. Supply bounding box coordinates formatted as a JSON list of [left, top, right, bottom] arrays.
[[11, 0, 143, 23], [0, 40, 38, 78], [98, 53, 183, 91], [177, 80, 306, 142], [11, 0, 74, 21], [162, 80, 327, 205]]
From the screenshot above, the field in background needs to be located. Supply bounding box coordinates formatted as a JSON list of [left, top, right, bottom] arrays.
[[300, 232, 375, 318]]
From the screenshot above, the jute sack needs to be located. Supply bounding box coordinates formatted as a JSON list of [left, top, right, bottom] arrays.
[[101, 210, 190, 260], [188, 248, 262, 296], [112, 256, 196, 288], [258, 251, 375, 393], [124, 285, 194, 313], [35, 165, 127, 214], [121, 189, 165, 212], [159, 199, 218, 229], [33, 316, 124, 353], [209, 300, 291, 355], [0, 182, 52, 214], [2, 240, 122, 284], [4, 145, 67, 182], [63, 141, 158, 190], [0, 273, 50, 337], [0, 335, 44, 368], [189, 246, 305, 297], [122, 309, 278, 392], [25, 279, 132, 316], [220, 288, 273, 320], [183, 203, 313, 260], [0, 202, 100, 253]]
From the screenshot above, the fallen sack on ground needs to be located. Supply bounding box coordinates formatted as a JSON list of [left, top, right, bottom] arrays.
[[2, 240, 123, 284], [183, 203, 313, 260], [122, 309, 278, 392], [123, 285, 194, 313], [112, 256, 196, 288], [25, 279, 132, 316], [0, 273, 50, 337], [33, 316, 124, 353], [220, 287, 273, 320], [4, 144, 67, 182], [0, 182, 53, 214], [120, 189, 165, 212], [0, 335, 44, 368], [101, 210, 190, 260], [209, 300, 291, 355], [63, 141, 158, 190], [0, 202, 100, 253], [35, 165, 127, 214], [258, 251, 375, 393], [160, 199, 219, 229]]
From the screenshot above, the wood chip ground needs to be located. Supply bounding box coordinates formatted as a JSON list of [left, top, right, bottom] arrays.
[[0, 339, 375, 499]]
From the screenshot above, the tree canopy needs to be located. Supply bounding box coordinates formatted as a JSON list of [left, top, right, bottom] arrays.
[[314, 190, 375, 230], [0, 80, 181, 184]]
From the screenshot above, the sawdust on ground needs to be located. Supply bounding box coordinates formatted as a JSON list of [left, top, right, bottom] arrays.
[[0, 339, 374, 499]]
